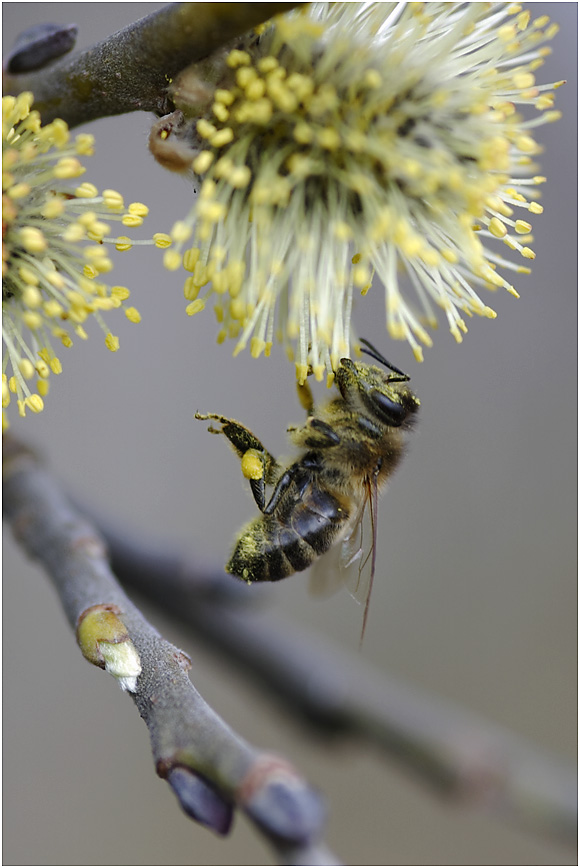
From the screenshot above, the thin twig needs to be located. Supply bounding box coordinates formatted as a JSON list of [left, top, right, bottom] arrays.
[[94, 508, 578, 847], [3, 2, 301, 127], [2, 435, 340, 866]]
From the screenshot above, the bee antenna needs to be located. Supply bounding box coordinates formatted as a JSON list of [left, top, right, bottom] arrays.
[[358, 338, 410, 381]]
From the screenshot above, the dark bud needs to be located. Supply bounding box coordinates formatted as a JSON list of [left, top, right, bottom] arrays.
[[168, 767, 234, 836], [240, 756, 326, 844], [6, 23, 78, 74]]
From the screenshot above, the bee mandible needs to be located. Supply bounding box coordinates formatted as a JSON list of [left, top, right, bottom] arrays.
[[195, 339, 419, 638]]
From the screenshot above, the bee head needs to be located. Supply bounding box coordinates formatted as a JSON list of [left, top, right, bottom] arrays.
[[336, 355, 419, 428]]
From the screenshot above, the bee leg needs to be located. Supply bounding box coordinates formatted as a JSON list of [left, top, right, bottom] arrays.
[[195, 412, 279, 509], [196, 412, 271, 460], [296, 380, 315, 415], [262, 463, 306, 516], [305, 418, 340, 448], [288, 417, 340, 450]]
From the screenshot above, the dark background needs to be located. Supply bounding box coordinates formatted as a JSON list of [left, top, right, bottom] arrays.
[[3, 3, 577, 865]]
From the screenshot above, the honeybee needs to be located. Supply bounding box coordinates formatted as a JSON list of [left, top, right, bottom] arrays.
[[195, 339, 419, 638]]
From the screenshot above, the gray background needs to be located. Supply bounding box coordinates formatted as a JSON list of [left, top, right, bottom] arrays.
[[3, 3, 577, 865]]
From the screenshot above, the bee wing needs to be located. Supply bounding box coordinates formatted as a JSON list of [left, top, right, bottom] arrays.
[[307, 539, 345, 598], [308, 476, 378, 642], [341, 476, 378, 642]]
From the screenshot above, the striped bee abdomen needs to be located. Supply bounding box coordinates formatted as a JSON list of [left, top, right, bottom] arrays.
[[226, 481, 348, 583]]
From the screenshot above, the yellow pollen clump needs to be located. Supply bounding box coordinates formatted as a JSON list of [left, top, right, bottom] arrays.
[[241, 449, 264, 480]]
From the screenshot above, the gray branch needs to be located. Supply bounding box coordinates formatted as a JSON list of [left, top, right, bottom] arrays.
[[95, 507, 578, 847], [2, 435, 339, 866], [3, 2, 301, 128]]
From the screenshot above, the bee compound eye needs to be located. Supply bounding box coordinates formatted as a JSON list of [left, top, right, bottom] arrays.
[[368, 389, 407, 426]]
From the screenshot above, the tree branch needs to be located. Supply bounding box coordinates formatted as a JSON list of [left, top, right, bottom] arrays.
[[2, 2, 301, 128], [2, 435, 339, 866], [94, 508, 578, 847]]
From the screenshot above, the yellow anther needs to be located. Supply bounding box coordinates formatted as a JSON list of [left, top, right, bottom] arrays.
[[250, 337, 266, 358], [236, 66, 258, 89], [105, 333, 120, 352], [489, 217, 507, 238], [18, 359, 35, 379], [521, 247, 535, 259], [53, 156, 85, 178], [192, 151, 214, 174], [186, 299, 205, 316], [353, 265, 370, 287], [210, 127, 234, 148], [295, 363, 309, 385], [103, 189, 124, 210], [183, 276, 200, 300], [257, 56, 278, 74], [333, 221, 352, 242], [183, 247, 201, 272], [214, 89, 235, 106], [229, 298, 246, 320], [212, 102, 230, 123], [41, 196, 65, 219], [43, 300, 62, 318], [35, 359, 50, 378], [197, 200, 226, 222], [171, 221, 192, 242], [229, 165, 252, 189], [62, 223, 85, 242], [37, 379, 50, 397], [115, 236, 133, 251], [515, 134, 537, 153], [153, 232, 172, 248], [7, 182, 30, 199], [317, 127, 341, 150], [125, 307, 141, 323], [128, 202, 149, 217], [528, 201, 543, 214], [513, 72, 535, 89], [75, 182, 98, 198], [109, 286, 130, 301], [197, 118, 217, 139], [19, 226, 46, 253], [74, 133, 94, 155], [121, 214, 143, 228], [164, 250, 182, 271], [25, 394, 44, 413], [227, 49, 251, 68], [22, 311, 42, 330]]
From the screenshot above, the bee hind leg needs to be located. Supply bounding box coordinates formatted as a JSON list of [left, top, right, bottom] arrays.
[[296, 380, 315, 415], [195, 412, 278, 510]]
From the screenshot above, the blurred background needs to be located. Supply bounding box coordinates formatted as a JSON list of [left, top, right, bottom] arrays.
[[3, 3, 577, 865]]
